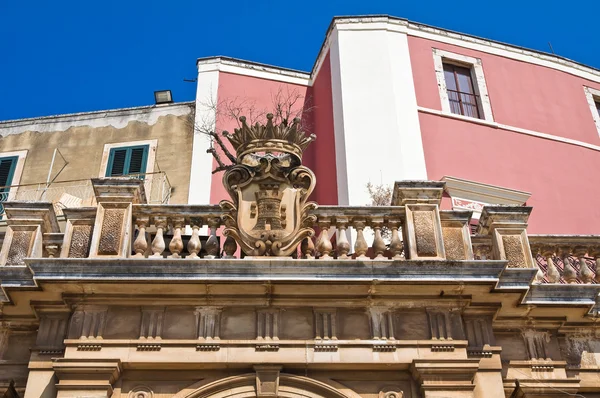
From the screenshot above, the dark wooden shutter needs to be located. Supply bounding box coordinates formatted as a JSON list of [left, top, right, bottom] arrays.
[[106, 145, 149, 177], [109, 149, 127, 176], [128, 147, 146, 174], [0, 158, 16, 187]]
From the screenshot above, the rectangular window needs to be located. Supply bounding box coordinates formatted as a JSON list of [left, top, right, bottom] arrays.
[[0, 156, 18, 213], [596, 100, 600, 116], [443, 63, 481, 119], [106, 145, 149, 178]]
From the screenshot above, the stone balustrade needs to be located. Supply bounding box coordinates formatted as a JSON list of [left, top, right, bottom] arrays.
[[529, 235, 600, 284], [0, 177, 598, 289]]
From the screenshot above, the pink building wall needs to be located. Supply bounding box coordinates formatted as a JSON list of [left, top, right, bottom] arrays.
[[408, 36, 600, 233], [305, 53, 338, 205], [408, 36, 600, 144], [209, 72, 310, 205]]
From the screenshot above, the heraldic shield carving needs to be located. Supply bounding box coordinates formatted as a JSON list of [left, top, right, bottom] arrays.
[[220, 114, 318, 257]]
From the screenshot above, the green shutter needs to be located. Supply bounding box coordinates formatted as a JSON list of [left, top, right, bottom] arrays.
[[0, 156, 18, 214], [106, 145, 149, 177]]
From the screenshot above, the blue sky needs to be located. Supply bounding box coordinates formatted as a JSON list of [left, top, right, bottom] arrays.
[[1, 0, 598, 121]]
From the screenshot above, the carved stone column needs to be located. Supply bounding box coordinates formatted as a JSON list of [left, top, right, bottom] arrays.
[[392, 181, 446, 260], [0, 202, 59, 266], [477, 206, 534, 269], [88, 178, 146, 258]]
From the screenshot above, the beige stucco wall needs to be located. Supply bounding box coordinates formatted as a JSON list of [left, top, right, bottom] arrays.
[[0, 103, 195, 204]]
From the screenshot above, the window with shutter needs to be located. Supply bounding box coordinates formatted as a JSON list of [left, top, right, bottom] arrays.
[[0, 156, 18, 213], [106, 145, 149, 178]]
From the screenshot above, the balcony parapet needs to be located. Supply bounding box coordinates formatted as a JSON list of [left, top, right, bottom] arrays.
[[0, 178, 598, 306]]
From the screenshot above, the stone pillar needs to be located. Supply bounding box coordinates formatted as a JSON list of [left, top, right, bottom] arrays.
[[440, 211, 474, 260], [53, 358, 121, 398], [477, 206, 534, 269], [411, 359, 479, 398], [392, 181, 445, 260], [60, 208, 97, 258], [88, 178, 146, 258], [0, 202, 59, 266]]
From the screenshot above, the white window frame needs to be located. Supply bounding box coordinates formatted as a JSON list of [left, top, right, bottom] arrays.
[[441, 176, 530, 220], [433, 48, 494, 122], [0, 150, 28, 201], [99, 140, 158, 202], [583, 86, 600, 137], [99, 139, 158, 178]]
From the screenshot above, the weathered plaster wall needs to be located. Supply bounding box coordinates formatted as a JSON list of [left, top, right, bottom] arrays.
[[0, 107, 194, 204]]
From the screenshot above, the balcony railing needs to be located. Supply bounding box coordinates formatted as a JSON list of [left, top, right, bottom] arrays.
[[1, 178, 599, 292], [447, 89, 481, 119], [0, 172, 171, 217]]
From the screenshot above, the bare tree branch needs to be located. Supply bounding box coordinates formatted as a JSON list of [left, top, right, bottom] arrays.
[[188, 87, 316, 173]]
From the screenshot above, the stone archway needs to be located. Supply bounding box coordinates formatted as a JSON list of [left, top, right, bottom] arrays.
[[172, 370, 357, 398]]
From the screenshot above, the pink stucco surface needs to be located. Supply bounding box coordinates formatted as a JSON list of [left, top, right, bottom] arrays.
[[211, 63, 339, 206], [210, 72, 310, 205], [305, 52, 338, 205], [419, 112, 600, 234], [409, 36, 600, 144], [409, 36, 600, 234]]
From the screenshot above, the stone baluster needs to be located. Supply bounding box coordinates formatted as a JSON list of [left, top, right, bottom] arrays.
[[335, 218, 350, 259], [574, 246, 594, 284], [353, 219, 369, 259], [204, 218, 220, 259], [133, 217, 149, 258], [43, 233, 63, 259], [316, 218, 333, 260], [187, 218, 202, 259], [168, 217, 185, 258], [389, 222, 403, 260], [542, 246, 560, 283], [223, 235, 237, 259], [371, 217, 386, 259], [151, 217, 167, 258], [560, 246, 577, 284], [530, 245, 545, 284], [301, 237, 315, 259], [590, 248, 600, 284]]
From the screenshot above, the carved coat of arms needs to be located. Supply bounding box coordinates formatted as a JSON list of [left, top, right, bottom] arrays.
[[220, 114, 317, 256]]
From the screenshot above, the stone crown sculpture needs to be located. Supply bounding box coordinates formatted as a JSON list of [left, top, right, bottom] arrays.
[[220, 114, 317, 257], [223, 114, 316, 164]]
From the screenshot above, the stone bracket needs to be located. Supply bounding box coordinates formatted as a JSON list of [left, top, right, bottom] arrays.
[[254, 365, 281, 398]]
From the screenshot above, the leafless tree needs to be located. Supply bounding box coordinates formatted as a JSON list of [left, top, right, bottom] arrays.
[[188, 87, 314, 174]]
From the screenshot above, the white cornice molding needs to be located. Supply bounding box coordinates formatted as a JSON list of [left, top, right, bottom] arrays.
[[309, 16, 600, 84], [441, 176, 531, 205], [583, 86, 600, 137], [197, 57, 310, 86]]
